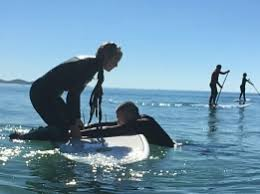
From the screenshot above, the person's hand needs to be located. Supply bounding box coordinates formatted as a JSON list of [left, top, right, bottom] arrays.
[[75, 119, 84, 129], [227, 70, 230, 74], [70, 119, 84, 139]]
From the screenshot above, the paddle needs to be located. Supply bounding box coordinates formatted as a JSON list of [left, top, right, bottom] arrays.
[[251, 82, 260, 96], [216, 72, 229, 105]]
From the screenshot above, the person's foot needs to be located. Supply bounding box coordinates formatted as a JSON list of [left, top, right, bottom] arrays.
[[209, 103, 216, 108]]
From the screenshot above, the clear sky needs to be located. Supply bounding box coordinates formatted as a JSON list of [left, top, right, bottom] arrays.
[[0, 0, 259, 92]]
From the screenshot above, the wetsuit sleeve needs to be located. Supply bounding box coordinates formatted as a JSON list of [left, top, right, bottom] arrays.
[[66, 85, 85, 125], [83, 121, 118, 130], [81, 123, 135, 138]]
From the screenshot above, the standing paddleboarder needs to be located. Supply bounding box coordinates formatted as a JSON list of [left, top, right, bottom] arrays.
[[209, 64, 230, 108], [239, 73, 253, 104]]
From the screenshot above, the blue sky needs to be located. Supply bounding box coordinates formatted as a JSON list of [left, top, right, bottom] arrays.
[[0, 0, 259, 92]]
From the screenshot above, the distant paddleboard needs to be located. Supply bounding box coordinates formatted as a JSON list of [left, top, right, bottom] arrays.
[[237, 103, 251, 108], [233, 98, 251, 103], [60, 134, 150, 166], [209, 103, 251, 109]]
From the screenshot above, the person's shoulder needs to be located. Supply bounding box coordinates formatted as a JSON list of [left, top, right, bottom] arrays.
[[139, 114, 157, 123], [140, 114, 153, 120]]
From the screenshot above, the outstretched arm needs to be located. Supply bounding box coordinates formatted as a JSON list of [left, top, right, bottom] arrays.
[[217, 81, 222, 88], [220, 70, 230, 75], [247, 79, 253, 85], [81, 123, 135, 138], [83, 121, 118, 130]]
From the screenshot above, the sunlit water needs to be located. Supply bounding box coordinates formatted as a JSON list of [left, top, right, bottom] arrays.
[[0, 83, 260, 193]]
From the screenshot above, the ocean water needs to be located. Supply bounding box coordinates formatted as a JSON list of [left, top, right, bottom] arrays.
[[0, 83, 260, 193]]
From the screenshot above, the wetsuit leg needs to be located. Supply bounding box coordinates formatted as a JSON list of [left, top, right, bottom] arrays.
[[242, 89, 246, 103], [239, 86, 243, 100], [30, 83, 69, 129], [240, 86, 246, 104]]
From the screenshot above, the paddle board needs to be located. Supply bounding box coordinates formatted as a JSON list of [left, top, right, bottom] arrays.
[[209, 103, 251, 109], [237, 103, 251, 108], [60, 134, 150, 166], [233, 98, 251, 103]]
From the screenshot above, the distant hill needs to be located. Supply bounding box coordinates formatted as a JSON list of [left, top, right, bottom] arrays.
[[0, 78, 32, 85]]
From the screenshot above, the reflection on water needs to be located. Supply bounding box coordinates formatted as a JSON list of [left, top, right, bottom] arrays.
[[1, 85, 260, 193], [238, 107, 245, 131], [25, 153, 78, 193], [208, 108, 218, 132]]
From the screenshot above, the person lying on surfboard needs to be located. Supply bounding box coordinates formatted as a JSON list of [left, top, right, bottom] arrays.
[[81, 101, 176, 147], [10, 101, 175, 148], [9, 42, 123, 141], [239, 73, 253, 104], [209, 64, 230, 107]]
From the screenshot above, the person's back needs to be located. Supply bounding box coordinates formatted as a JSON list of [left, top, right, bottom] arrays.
[[210, 69, 219, 85], [34, 57, 98, 96], [129, 114, 175, 147], [240, 74, 248, 89]]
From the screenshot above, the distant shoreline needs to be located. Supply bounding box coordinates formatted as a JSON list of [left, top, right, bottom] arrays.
[[0, 79, 255, 94], [0, 79, 32, 85]]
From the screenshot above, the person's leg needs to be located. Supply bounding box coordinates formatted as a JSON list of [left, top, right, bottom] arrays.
[[212, 85, 218, 105], [239, 92, 242, 100], [209, 84, 214, 105], [29, 84, 69, 140], [243, 90, 246, 104], [239, 86, 243, 100]]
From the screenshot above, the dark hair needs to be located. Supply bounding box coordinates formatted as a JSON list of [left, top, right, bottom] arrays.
[[96, 42, 122, 64], [116, 101, 139, 116], [87, 65, 104, 126], [243, 73, 247, 77], [88, 42, 121, 128], [216, 64, 222, 69]]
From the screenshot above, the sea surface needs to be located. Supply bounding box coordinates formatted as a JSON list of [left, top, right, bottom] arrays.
[[0, 83, 260, 193]]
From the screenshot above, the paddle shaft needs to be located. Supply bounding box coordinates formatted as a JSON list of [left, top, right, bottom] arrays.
[[216, 72, 229, 104], [252, 84, 260, 96]]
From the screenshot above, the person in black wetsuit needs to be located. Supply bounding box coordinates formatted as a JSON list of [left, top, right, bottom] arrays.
[[9, 42, 123, 141], [209, 64, 230, 107], [81, 101, 176, 147], [239, 73, 252, 104]]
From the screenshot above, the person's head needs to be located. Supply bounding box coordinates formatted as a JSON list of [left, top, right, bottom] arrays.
[[243, 73, 247, 77], [116, 101, 140, 125], [96, 42, 123, 72], [88, 42, 122, 125], [216, 64, 222, 71]]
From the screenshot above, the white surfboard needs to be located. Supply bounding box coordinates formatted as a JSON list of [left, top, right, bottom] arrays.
[[238, 103, 251, 108], [60, 134, 150, 166], [209, 103, 251, 109], [233, 98, 251, 103]]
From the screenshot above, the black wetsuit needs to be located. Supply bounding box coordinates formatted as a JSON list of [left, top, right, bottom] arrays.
[[239, 77, 248, 102], [81, 114, 175, 147], [30, 57, 99, 130], [209, 70, 219, 105]]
